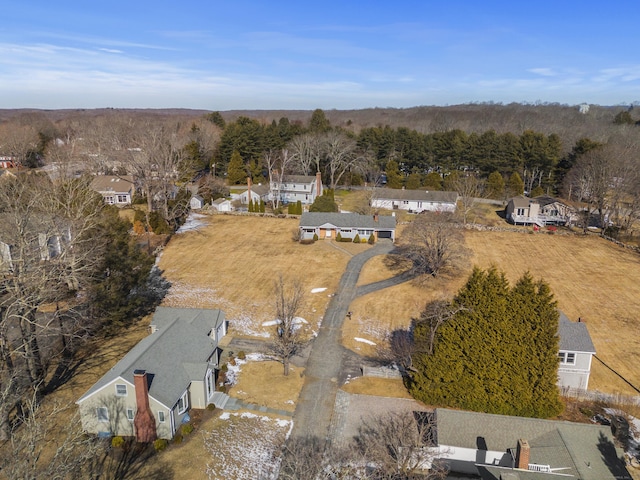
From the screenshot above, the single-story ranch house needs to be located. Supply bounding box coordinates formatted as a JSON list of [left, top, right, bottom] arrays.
[[299, 212, 396, 241], [506, 195, 578, 226], [371, 188, 458, 214], [76, 307, 226, 441], [434, 408, 630, 479], [90, 175, 135, 205]]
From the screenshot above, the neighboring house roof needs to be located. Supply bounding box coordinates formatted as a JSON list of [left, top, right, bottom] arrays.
[[241, 184, 269, 196], [437, 408, 630, 480], [374, 188, 458, 203], [508, 196, 531, 208], [90, 175, 134, 194], [191, 194, 204, 202], [212, 198, 231, 205], [299, 212, 396, 230], [278, 175, 316, 184], [77, 307, 225, 410], [558, 312, 596, 353]]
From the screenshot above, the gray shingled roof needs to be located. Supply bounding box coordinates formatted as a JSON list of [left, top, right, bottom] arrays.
[[77, 308, 225, 409], [558, 312, 596, 353], [374, 188, 458, 203], [281, 174, 316, 184], [90, 175, 134, 194], [299, 212, 396, 230], [508, 196, 531, 208], [436, 408, 630, 480]]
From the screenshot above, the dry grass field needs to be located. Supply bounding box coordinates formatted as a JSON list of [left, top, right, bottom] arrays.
[[343, 229, 640, 396]]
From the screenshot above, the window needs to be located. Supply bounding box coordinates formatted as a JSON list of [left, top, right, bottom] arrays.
[[126, 409, 134, 421], [558, 351, 576, 365], [117, 194, 128, 203], [516, 208, 526, 215], [158, 411, 165, 423], [97, 407, 109, 422], [115, 384, 127, 396], [105, 196, 115, 204], [177, 391, 189, 414]]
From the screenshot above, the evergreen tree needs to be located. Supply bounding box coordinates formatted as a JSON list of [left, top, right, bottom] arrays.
[[260, 199, 266, 213], [508, 172, 525, 196], [384, 160, 403, 189], [405, 170, 423, 190], [309, 193, 339, 212], [486, 171, 506, 199], [409, 267, 562, 418], [226, 150, 247, 185], [248, 199, 254, 212], [424, 172, 443, 191], [309, 108, 331, 133], [296, 200, 303, 215]]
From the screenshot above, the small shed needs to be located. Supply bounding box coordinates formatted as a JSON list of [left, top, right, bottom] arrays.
[[190, 195, 205, 210], [212, 198, 233, 212]]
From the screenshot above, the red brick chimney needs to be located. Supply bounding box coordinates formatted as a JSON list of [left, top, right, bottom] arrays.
[[133, 370, 157, 443], [316, 171, 322, 196], [515, 439, 530, 470], [373, 213, 379, 223], [246, 176, 252, 205]]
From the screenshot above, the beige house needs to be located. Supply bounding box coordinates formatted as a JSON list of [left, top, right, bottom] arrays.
[[76, 307, 226, 440], [91, 175, 135, 205], [506, 195, 577, 226]]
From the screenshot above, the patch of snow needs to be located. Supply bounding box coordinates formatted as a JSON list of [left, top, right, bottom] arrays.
[[177, 212, 208, 233], [262, 317, 308, 328], [219, 412, 231, 420], [354, 337, 377, 346], [311, 287, 327, 293], [262, 320, 279, 327]]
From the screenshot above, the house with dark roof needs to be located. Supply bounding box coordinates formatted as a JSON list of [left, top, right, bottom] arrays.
[[506, 196, 577, 226], [435, 408, 631, 479], [370, 188, 458, 214], [557, 312, 596, 390], [76, 307, 226, 440], [299, 212, 396, 241], [270, 172, 323, 205], [90, 175, 135, 205]]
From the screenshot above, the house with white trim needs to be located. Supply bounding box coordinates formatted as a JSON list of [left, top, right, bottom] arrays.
[[506, 196, 577, 226], [371, 188, 458, 214], [76, 307, 226, 440], [557, 312, 596, 390], [299, 212, 396, 241], [90, 175, 135, 205], [270, 172, 323, 205]]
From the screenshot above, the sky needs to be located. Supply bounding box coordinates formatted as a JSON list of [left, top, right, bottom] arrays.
[[1, 1, 639, 110]]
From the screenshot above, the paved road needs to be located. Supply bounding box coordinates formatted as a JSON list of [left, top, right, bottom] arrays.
[[289, 240, 395, 440]]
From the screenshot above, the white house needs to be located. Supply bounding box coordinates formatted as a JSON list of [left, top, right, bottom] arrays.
[[76, 307, 226, 440], [189, 195, 205, 210], [239, 178, 269, 205], [371, 188, 458, 214], [434, 408, 630, 480], [270, 172, 323, 205], [91, 175, 135, 205]]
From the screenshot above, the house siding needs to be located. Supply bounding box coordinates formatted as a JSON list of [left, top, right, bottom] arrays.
[[558, 351, 593, 389], [371, 198, 456, 213]]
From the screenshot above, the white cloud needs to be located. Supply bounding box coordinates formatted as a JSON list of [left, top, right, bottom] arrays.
[[528, 67, 556, 76]]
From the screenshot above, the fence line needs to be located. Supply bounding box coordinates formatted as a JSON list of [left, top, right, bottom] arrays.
[[560, 387, 640, 406]]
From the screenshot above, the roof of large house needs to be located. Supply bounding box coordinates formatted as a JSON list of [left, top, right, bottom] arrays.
[[243, 184, 269, 196], [278, 174, 317, 184], [299, 212, 396, 230], [374, 188, 458, 203], [90, 175, 134, 193], [558, 312, 596, 353], [508, 195, 532, 208], [77, 307, 225, 409], [436, 408, 630, 480]]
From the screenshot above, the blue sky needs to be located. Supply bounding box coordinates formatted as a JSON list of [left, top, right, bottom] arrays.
[[1, 1, 639, 110]]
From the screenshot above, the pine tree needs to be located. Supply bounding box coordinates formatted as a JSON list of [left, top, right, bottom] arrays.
[[385, 160, 403, 189], [295, 200, 303, 215], [227, 150, 247, 185], [260, 199, 265, 213], [409, 267, 562, 418], [486, 171, 505, 199], [508, 172, 525, 197], [248, 199, 254, 212]]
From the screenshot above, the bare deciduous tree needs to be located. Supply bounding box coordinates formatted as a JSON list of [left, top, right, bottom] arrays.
[[265, 149, 296, 210], [270, 275, 306, 376], [356, 411, 448, 479], [450, 174, 481, 225], [396, 212, 468, 278]]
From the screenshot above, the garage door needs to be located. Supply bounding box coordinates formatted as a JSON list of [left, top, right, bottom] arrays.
[[377, 230, 393, 239]]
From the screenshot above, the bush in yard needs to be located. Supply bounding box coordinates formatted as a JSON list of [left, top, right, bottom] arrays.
[[292, 228, 302, 242], [353, 233, 361, 243], [336, 232, 342, 242], [260, 199, 265, 213], [287, 203, 295, 214], [313, 233, 318, 241], [207, 403, 217, 411], [154, 439, 168, 451], [296, 200, 303, 215], [111, 436, 125, 448], [368, 234, 375, 245], [181, 423, 194, 435], [133, 220, 146, 235], [148, 211, 171, 234], [173, 434, 183, 444], [238, 351, 246, 360]]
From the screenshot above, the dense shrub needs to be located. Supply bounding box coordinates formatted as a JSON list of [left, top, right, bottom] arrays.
[[207, 403, 217, 411], [353, 234, 361, 243], [148, 211, 171, 234], [153, 439, 168, 451], [336, 232, 342, 242], [181, 423, 194, 435], [111, 436, 125, 448], [313, 233, 318, 241], [173, 434, 183, 444], [300, 239, 315, 245], [237, 351, 246, 360], [368, 234, 375, 244]]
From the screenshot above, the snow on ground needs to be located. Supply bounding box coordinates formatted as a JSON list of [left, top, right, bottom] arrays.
[[310, 287, 327, 293], [162, 282, 227, 308], [176, 212, 208, 233], [204, 412, 293, 480], [354, 337, 377, 346], [604, 408, 640, 462], [261, 317, 308, 327], [224, 353, 271, 387]]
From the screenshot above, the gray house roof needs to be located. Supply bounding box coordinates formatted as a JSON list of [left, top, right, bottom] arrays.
[[558, 312, 596, 353], [437, 408, 630, 480], [280, 175, 316, 184], [299, 212, 396, 230], [77, 307, 225, 409], [374, 188, 458, 203], [508, 196, 531, 208]]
